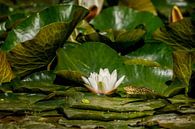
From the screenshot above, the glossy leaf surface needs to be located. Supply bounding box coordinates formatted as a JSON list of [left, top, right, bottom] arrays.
[[1, 5, 88, 76], [91, 6, 163, 38]]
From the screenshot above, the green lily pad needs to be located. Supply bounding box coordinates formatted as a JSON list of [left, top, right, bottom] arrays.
[[143, 113, 195, 129], [55, 42, 125, 81], [76, 28, 146, 55], [123, 65, 172, 95], [59, 119, 144, 129], [1, 5, 88, 77], [62, 107, 154, 121], [0, 93, 46, 111], [55, 42, 173, 95], [126, 41, 173, 68], [91, 6, 163, 38], [71, 95, 166, 112]]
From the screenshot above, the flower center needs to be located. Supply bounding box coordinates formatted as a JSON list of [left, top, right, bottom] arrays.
[[98, 81, 104, 91]]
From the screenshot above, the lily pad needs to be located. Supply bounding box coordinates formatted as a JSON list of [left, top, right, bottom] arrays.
[[59, 119, 144, 129], [0, 93, 46, 112], [76, 28, 146, 55], [1, 5, 88, 77], [126, 41, 173, 68], [91, 6, 163, 38], [55, 42, 125, 81], [62, 107, 154, 121], [71, 95, 167, 112]]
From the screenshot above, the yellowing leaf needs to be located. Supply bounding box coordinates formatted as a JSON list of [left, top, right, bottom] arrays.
[[0, 51, 15, 83]]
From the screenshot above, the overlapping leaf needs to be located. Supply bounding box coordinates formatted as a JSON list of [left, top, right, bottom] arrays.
[[153, 18, 195, 95], [154, 18, 195, 51], [1, 5, 88, 77], [90, 6, 163, 38], [76, 28, 146, 55], [126, 41, 173, 68]]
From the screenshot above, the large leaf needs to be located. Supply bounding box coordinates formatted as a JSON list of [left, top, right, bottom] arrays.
[[55, 42, 125, 81], [1, 5, 88, 77], [121, 41, 173, 94], [90, 6, 163, 38], [55, 42, 172, 95], [0, 51, 14, 84], [122, 65, 172, 94]]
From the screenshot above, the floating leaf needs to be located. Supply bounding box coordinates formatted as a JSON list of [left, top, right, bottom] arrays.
[[71, 95, 166, 112], [76, 28, 146, 55], [0, 51, 14, 84], [126, 41, 173, 68], [62, 107, 154, 121], [0, 93, 46, 112], [1, 5, 88, 77], [123, 65, 172, 95], [91, 6, 163, 38], [55, 42, 125, 81]]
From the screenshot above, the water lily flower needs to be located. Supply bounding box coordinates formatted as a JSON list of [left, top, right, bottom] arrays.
[[81, 68, 125, 95]]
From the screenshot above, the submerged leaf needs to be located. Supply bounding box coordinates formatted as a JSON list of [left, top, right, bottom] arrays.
[[0, 51, 14, 84], [1, 5, 88, 77]]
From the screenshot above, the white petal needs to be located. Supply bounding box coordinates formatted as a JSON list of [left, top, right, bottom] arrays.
[[88, 77, 98, 92], [81, 76, 90, 85], [99, 68, 109, 78], [102, 76, 110, 92], [114, 75, 125, 88], [104, 68, 110, 76], [98, 74, 103, 82], [99, 68, 104, 75], [109, 69, 117, 88]]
